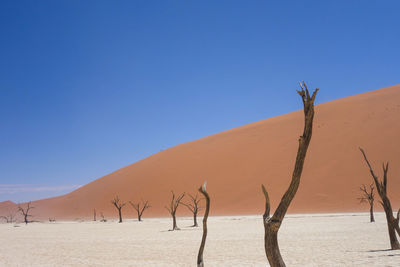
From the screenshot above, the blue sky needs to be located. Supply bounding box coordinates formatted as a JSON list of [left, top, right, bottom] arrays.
[[1, 1, 399, 202]]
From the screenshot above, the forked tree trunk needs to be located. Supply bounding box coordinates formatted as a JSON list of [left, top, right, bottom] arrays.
[[197, 182, 210, 267], [262, 82, 318, 267], [137, 210, 142, 222], [360, 148, 400, 250]]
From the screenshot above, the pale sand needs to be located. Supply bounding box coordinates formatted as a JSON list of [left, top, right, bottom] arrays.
[[1, 213, 400, 266]]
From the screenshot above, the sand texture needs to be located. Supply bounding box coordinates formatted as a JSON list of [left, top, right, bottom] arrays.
[[1, 213, 400, 266], [2, 85, 400, 220]]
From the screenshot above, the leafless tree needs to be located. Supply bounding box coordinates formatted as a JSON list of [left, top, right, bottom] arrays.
[[183, 193, 203, 227], [18, 202, 34, 225], [0, 212, 16, 223], [358, 183, 375, 222], [93, 208, 96, 221], [129, 200, 151, 221], [360, 148, 400, 250], [100, 212, 107, 222], [165, 191, 185, 230], [197, 182, 210, 267], [261, 82, 318, 267], [49, 218, 56, 222], [111, 196, 126, 223]]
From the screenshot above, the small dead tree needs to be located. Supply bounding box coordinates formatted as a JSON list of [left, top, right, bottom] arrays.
[[165, 191, 185, 230], [261, 82, 318, 267], [197, 182, 210, 267], [18, 202, 34, 225], [100, 212, 107, 222], [111, 196, 126, 223], [183, 193, 203, 227], [129, 200, 151, 221], [0, 212, 16, 223], [360, 148, 400, 250], [93, 208, 96, 221], [358, 183, 375, 222]]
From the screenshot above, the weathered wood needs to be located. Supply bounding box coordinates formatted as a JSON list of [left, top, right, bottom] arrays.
[[111, 196, 126, 223], [165, 191, 185, 230], [261, 82, 318, 267], [197, 182, 210, 267], [360, 148, 400, 249]]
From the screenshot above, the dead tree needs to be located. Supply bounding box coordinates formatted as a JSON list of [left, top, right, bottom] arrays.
[[100, 212, 107, 222], [358, 183, 375, 222], [129, 200, 151, 221], [360, 148, 400, 250], [183, 193, 203, 227], [165, 191, 185, 230], [111, 196, 126, 223], [0, 212, 16, 223], [18, 202, 34, 225], [197, 182, 210, 267], [261, 82, 318, 267], [93, 208, 96, 221]]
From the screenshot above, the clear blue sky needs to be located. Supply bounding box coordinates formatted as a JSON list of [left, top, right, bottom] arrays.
[[1, 1, 399, 202]]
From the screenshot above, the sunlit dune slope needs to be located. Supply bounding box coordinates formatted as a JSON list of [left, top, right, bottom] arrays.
[[6, 85, 400, 220]]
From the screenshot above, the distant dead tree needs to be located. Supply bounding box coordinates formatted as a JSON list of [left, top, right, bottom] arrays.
[[49, 218, 56, 222], [111, 196, 126, 223], [93, 208, 96, 221], [197, 182, 210, 267], [183, 193, 203, 227], [18, 202, 34, 225], [100, 212, 107, 222], [0, 212, 16, 223], [360, 148, 400, 250], [165, 191, 185, 230], [358, 183, 375, 222], [129, 200, 151, 221], [261, 82, 318, 267]]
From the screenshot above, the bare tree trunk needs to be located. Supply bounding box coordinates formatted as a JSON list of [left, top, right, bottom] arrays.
[[197, 182, 210, 267], [193, 212, 198, 227], [138, 210, 142, 222], [370, 205, 374, 223], [118, 208, 122, 223], [172, 213, 178, 230], [360, 148, 400, 250], [94, 209, 96, 221], [261, 83, 318, 267]]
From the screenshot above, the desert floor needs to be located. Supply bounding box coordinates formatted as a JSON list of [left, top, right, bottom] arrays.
[[1, 212, 400, 266]]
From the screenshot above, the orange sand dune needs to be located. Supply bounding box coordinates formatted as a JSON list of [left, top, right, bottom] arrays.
[[5, 85, 400, 220]]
